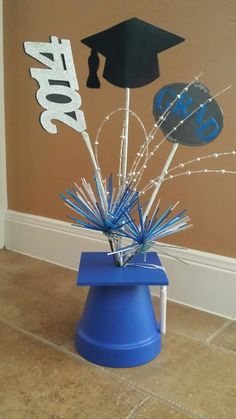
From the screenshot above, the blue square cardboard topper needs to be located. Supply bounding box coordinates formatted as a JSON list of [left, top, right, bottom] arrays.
[[77, 252, 169, 287]]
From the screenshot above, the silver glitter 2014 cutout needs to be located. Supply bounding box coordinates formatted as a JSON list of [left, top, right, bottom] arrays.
[[24, 36, 86, 134]]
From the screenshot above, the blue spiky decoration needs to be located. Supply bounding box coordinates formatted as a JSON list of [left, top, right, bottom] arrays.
[[60, 175, 138, 233], [108, 199, 191, 265], [60, 175, 191, 267]]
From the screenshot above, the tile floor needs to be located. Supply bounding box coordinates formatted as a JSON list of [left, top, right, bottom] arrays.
[[0, 249, 235, 419]]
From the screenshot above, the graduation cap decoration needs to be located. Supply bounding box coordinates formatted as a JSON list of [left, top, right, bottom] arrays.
[[153, 81, 224, 146], [81, 17, 185, 89]]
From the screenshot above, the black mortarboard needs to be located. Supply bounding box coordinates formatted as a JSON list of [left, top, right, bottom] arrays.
[[81, 17, 185, 89]]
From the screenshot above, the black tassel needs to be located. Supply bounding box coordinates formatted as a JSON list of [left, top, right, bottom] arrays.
[[86, 50, 100, 88]]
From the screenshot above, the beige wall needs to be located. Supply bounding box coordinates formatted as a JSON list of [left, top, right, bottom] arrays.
[[0, 0, 7, 248], [3, 0, 236, 258]]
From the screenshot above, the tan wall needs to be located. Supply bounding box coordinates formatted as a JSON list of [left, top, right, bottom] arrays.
[[3, 0, 236, 258]]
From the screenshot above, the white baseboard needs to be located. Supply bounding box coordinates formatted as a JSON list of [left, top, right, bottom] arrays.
[[0, 211, 6, 249], [5, 210, 236, 320]]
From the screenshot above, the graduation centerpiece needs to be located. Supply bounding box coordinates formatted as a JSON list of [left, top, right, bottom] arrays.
[[24, 17, 234, 367]]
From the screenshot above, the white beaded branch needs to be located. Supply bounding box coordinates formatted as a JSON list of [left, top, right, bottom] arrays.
[[135, 83, 232, 220], [126, 72, 205, 189], [164, 169, 236, 182], [168, 151, 236, 173], [94, 107, 149, 168], [141, 150, 236, 193]]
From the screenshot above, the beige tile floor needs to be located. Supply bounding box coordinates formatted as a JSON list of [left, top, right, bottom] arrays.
[[0, 249, 235, 419]]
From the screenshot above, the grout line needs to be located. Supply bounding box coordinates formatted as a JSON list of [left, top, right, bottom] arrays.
[[124, 395, 151, 419], [151, 394, 209, 419], [164, 328, 236, 357], [166, 328, 206, 344], [105, 370, 207, 419], [209, 342, 236, 355], [0, 318, 100, 367], [0, 318, 205, 419], [205, 320, 232, 344]]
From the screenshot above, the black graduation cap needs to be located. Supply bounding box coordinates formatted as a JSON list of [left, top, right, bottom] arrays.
[[81, 17, 185, 89]]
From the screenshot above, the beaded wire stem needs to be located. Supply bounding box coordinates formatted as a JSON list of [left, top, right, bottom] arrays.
[[94, 108, 149, 168], [141, 150, 236, 194], [139, 84, 232, 218]]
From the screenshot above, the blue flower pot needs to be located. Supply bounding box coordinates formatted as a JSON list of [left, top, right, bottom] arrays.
[[75, 252, 168, 368]]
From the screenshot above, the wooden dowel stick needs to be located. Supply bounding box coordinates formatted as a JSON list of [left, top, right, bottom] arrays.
[[143, 143, 178, 219], [121, 88, 130, 183]]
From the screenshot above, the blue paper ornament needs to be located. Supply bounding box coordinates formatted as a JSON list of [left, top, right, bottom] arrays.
[[153, 81, 224, 146]]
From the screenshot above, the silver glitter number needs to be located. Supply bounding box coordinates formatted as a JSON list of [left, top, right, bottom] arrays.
[[24, 36, 86, 134]]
